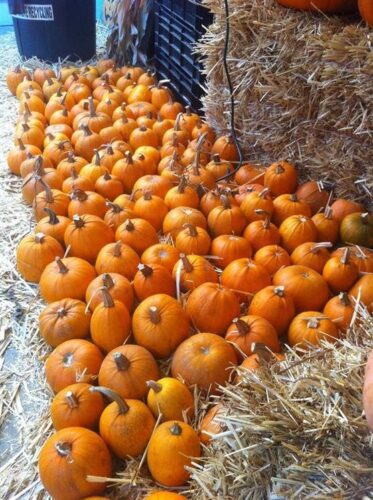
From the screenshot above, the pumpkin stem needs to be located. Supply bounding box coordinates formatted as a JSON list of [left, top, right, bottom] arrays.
[[113, 353, 131, 371], [82, 125, 92, 137], [340, 247, 351, 265], [44, 208, 59, 225], [94, 150, 101, 165], [70, 166, 79, 180], [149, 306, 161, 324], [138, 263, 154, 277], [174, 113, 182, 131], [232, 318, 250, 335], [88, 96, 96, 117], [113, 240, 122, 257], [65, 391, 79, 409], [212, 153, 221, 164], [146, 380, 162, 393], [106, 201, 123, 213], [289, 193, 298, 202], [170, 422, 182, 436], [185, 105, 192, 116], [106, 144, 114, 155], [90, 386, 129, 414], [275, 164, 285, 174], [125, 219, 135, 232], [251, 342, 275, 363], [125, 151, 133, 164], [101, 286, 115, 307], [139, 126, 148, 132], [273, 286, 285, 297], [34, 232, 46, 243], [307, 317, 319, 329], [311, 242, 333, 253], [180, 253, 193, 273], [72, 214, 85, 228], [34, 155, 45, 176], [221, 195, 231, 210], [17, 138, 26, 150], [55, 257, 68, 274], [57, 307, 67, 318], [259, 188, 270, 199], [66, 151, 75, 163], [177, 176, 188, 193], [102, 273, 115, 289], [183, 223, 198, 237], [71, 189, 88, 202], [21, 122, 30, 133], [143, 191, 152, 201], [339, 292, 351, 306], [103, 170, 111, 181], [55, 441, 72, 457]]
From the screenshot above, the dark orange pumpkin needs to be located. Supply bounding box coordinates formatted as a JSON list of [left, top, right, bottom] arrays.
[[221, 258, 271, 303], [322, 248, 359, 293], [253, 244, 291, 276], [263, 160, 298, 197], [210, 234, 252, 269], [141, 243, 180, 273], [323, 292, 354, 332], [134, 263, 176, 300], [288, 312, 339, 347], [115, 218, 158, 255], [290, 241, 332, 273]]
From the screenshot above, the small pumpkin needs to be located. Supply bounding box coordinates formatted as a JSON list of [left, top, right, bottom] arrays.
[[295, 180, 330, 214], [134, 263, 176, 300], [33, 187, 70, 221], [164, 177, 200, 210], [186, 283, 241, 335], [238, 344, 285, 375], [86, 272, 134, 312], [50, 382, 104, 430], [35, 208, 71, 246], [147, 377, 194, 421], [332, 246, 373, 273], [95, 240, 140, 280], [243, 213, 281, 252], [16, 232, 64, 283], [39, 257, 96, 303], [75, 126, 104, 162], [311, 206, 340, 244], [7, 139, 41, 175], [133, 191, 169, 231], [253, 244, 291, 276], [199, 403, 227, 445], [290, 241, 332, 273], [95, 171, 123, 201], [240, 188, 274, 223], [163, 206, 207, 239], [45, 339, 104, 393], [145, 492, 187, 500], [56, 152, 88, 180], [141, 243, 180, 273], [330, 198, 363, 222], [115, 218, 158, 255], [211, 134, 238, 162], [38, 427, 112, 500], [132, 294, 190, 358], [6, 66, 30, 95], [207, 195, 247, 237], [263, 160, 298, 197], [62, 167, 95, 194], [98, 344, 160, 400], [349, 274, 373, 313], [103, 202, 135, 231], [39, 298, 91, 347], [288, 312, 339, 347], [68, 189, 107, 218], [171, 333, 237, 394], [132, 174, 173, 200], [200, 188, 238, 217], [175, 223, 211, 255], [147, 420, 201, 487], [221, 258, 271, 303], [339, 212, 373, 248], [248, 285, 295, 335], [272, 193, 312, 226], [279, 215, 318, 253], [322, 247, 359, 292], [173, 254, 218, 292], [323, 292, 354, 332], [94, 386, 155, 459], [210, 234, 252, 269]]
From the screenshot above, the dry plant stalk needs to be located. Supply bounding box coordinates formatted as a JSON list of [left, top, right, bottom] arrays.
[[196, 0, 373, 202]]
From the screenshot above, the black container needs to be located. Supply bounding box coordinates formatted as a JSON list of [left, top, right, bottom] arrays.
[[9, 0, 96, 62], [151, 0, 212, 111]]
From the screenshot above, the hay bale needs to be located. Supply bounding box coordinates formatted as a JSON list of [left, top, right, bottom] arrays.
[[196, 0, 373, 201], [188, 306, 373, 499]]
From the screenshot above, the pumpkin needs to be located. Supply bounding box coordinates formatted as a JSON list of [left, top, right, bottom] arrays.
[[132, 294, 190, 358], [243, 215, 281, 252], [330, 198, 363, 222], [253, 244, 291, 276], [248, 285, 295, 335], [272, 193, 312, 226], [115, 218, 158, 255], [186, 159, 216, 193], [150, 83, 173, 108], [200, 189, 238, 217], [295, 180, 330, 214], [127, 83, 152, 104], [199, 403, 227, 445], [146, 377, 194, 421], [7, 140, 41, 175], [75, 126, 104, 161], [43, 139, 74, 167], [129, 126, 159, 150], [141, 243, 180, 273], [279, 215, 318, 253], [51, 383, 104, 430], [134, 263, 176, 300], [135, 146, 161, 173], [43, 77, 62, 99], [16, 232, 64, 283], [39, 257, 96, 303], [323, 292, 354, 332], [171, 333, 237, 394], [312, 206, 340, 244], [153, 116, 175, 142], [35, 209, 71, 246], [97, 58, 115, 75], [113, 192, 136, 211], [159, 100, 184, 120], [64, 215, 114, 263], [16, 76, 40, 99], [79, 151, 106, 184], [76, 98, 111, 133], [96, 97, 118, 117], [39, 298, 91, 347], [221, 258, 271, 303], [290, 241, 332, 273], [98, 344, 160, 400], [97, 144, 125, 171], [111, 152, 145, 193], [7, 66, 30, 95], [211, 134, 238, 162], [175, 223, 211, 255], [132, 174, 173, 200], [68, 189, 107, 218], [86, 272, 134, 312], [322, 248, 359, 292], [207, 195, 247, 236], [45, 339, 104, 393], [22, 165, 63, 205], [19, 153, 52, 178], [94, 386, 155, 459], [234, 162, 265, 186], [263, 160, 297, 196], [225, 315, 280, 359], [133, 192, 169, 231], [90, 288, 131, 353], [62, 167, 95, 194], [145, 492, 187, 500], [288, 311, 339, 347], [103, 202, 135, 231], [363, 349, 373, 432], [359, 0, 373, 26], [95, 240, 140, 279], [50, 108, 74, 127], [126, 101, 158, 120], [340, 212, 373, 247], [349, 274, 373, 313], [38, 427, 112, 500], [33, 67, 56, 86], [332, 246, 373, 273], [273, 265, 329, 312], [240, 188, 274, 223], [173, 254, 218, 292], [210, 234, 252, 269], [56, 152, 88, 180], [16, 123, 44, 150], [186, 283, 241, 335], [94, 171, 123, 201], [147, 423, 201, 490], [163, 206, 207, 239]]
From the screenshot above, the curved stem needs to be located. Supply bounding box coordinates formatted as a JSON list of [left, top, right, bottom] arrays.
[[65, 391, 79, 409], [101, 287, 115, 307], [71, 189, 88, 202], [289, 193, 298, 202], [311, 242, 333, 253], [113, 240, 122, 257], [90, 386, 129, 414], [106, 201, 123, 213], [220, 195, 231, 210], [232, 318, 249, 335], [138, 263, 154, 277], [339, 292, 351, 306], [146, 380, 162, 393], [55, 257, 68, 274], [102, 273, 115, 289], [183, 223, 198, 237], [340, 247, 350, 265], [180, 253, 193, 273], [113, 352, 130, 371], [88, 96, 96, 117]]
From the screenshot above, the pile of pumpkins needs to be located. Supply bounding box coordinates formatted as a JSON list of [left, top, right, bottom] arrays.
[[6, 59, 373, 500], [276, 0, 372, 26]]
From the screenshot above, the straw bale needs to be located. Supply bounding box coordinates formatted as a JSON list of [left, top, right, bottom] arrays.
[[196, 0, 373, 201], [188, 305, 373, 499]]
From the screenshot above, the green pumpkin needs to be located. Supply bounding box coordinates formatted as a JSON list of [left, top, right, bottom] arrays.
[[340, 212, 373, 248]]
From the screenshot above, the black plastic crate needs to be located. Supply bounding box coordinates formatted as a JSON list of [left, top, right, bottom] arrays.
[[151, 0, 213, 111]]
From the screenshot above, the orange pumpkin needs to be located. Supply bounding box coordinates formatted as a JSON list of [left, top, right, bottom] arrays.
[[322, 248, 359, 292], [7, 66, 30, 95], [95, 240, 140, 280], [288, 312, 339, 347], [146, 377, 194, 422], [253, 244, 291, 276], [145, 492, 187, 500], [86, 272, 134, 312], [359, 0, 373, 26], [163, 206, 207, 239], [279, 215, 318, 253], [263, 160, 298, 197], [103, 202, 135, 231], [33, 187, 70, 221], [7, 139, 41, 175], [199, 403, 227, 445], [68, 189, 107, 218], [35, 209, 71, 246], [295, 180, 330, 215], [243, 216, 280, 252], [111, 152, 145, 193], [115, 218, 158, 255], [207, 195, 247, 236], [133, 192, 169, 231], [330, 198, 363, 222], [45, 339, 104, 393], [171, 333, 237, 394], [290, 241, 332, 273], [323, 292, 354, 332], [173, 254, 218, 292], [221, 258, 271, 303], [141, 243, 180, 273], [272, 193, 312, 226], [349, 274, 373, 313], [175, 223, 211, 255], [211, 134, 238, 162], [210, 234, 252, 269], [134, 263, 176, 300], [240, 188, 274, 223], [132, 294, 190, 358]]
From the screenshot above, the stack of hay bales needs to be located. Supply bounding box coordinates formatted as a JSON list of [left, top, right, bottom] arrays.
[[196, 0, 372, 201]]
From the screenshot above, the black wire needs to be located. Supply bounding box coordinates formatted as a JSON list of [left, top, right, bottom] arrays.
[[217, 0, 243, 182]]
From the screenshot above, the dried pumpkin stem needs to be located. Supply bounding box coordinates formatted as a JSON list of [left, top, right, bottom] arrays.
[[143, 191, 152, 201], [170, 422, 182, 436], [146, 380, 162, 393], [149, 306, 161, 324], [34, 232, 45, 243], [183, 223, 198, 237], [102, 273, 115, 289], [65, 391, 79, 409], [311, 242, 333, 253], [341, 247, 350, 265], [307, 318, 319, 329], [113, 241, 122, 257], [221, 195, 231, 210], [113, 352, 130, 371], [90, 386, 129, 414], [138, 263, 153, 277], [125, 220, 135, 232], [57, 307, 67, 318], [55, 441, 72, 457], [106, 201, 122, 213], [233, 318, 250, 335], [361, 212, 369, 224], [71, 189, 88, 202], [72, 215, 85, 228], [106, 144, 114, 155], [289, 193, 298, 202], [273, 286, 285, 297], [55, 257, 68, 274], [251, 342, 275, 363], [339, 292, 351, 306], [101, 287, 115, 308], [180, 254, 193, 273]]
